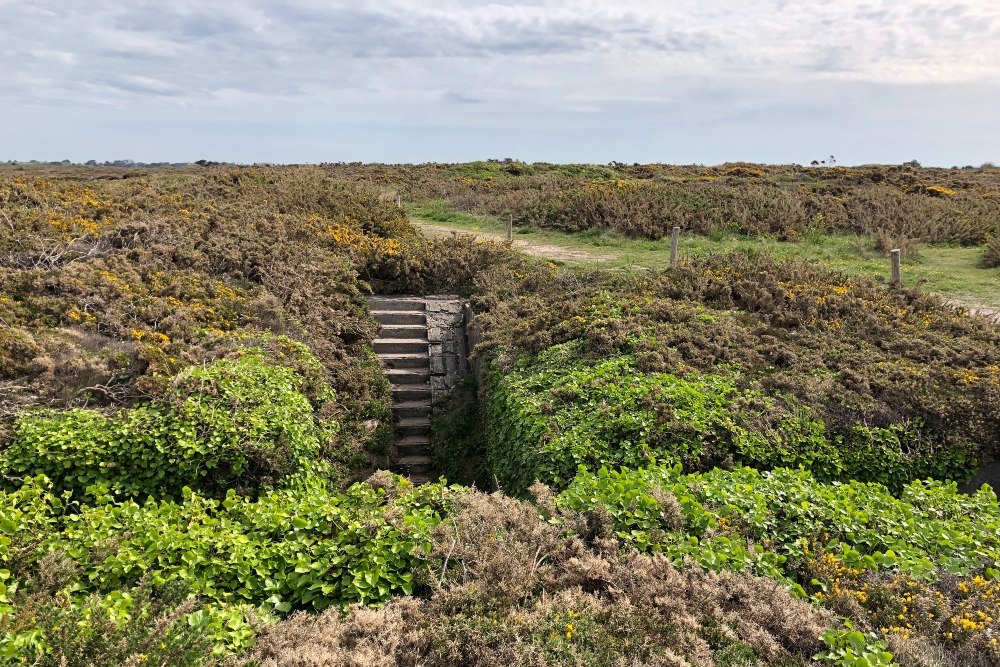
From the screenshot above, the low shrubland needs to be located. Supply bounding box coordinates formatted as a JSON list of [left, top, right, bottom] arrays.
[[472, 254, 1000, 493], [484, 342, 974, 495], [322, 161, 1000, 250], [560, 465, 1000, 663], [242, 479, 833, 667], [0, 167, 440, 479], [3, 163, 1000, 666]]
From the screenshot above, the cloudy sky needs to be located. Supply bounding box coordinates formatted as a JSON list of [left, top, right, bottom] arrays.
[[1, 0, 998, 165]]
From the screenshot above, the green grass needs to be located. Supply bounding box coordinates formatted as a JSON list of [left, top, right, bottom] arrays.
[[406, 201, 1000, 309]]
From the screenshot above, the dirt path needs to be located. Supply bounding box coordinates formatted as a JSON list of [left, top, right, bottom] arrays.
[[412, 220, 616, 262], [414, 219, 999, 324], [947, 302, 1000, 325]]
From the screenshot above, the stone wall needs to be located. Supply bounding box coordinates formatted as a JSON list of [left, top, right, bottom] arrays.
[[424, 296, 469, 405]]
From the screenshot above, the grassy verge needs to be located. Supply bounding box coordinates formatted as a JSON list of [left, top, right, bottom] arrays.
[[407, 200, 1000, 309]]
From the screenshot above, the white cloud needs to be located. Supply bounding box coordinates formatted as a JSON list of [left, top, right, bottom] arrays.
[[0, 0, 997, 163]]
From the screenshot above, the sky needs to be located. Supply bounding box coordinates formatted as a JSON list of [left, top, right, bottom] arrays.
[[0, 0, 998, 166]]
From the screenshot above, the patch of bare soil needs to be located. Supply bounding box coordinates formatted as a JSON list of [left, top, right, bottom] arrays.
[[412, 221, 617, 262], [945, 301, 1000, 325]]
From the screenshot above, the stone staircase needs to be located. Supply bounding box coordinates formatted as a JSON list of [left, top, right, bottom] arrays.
[[368, 297, 434, 484]]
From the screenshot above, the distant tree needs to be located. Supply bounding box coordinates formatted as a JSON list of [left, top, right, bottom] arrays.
[[811, 160, 820, 166], [85, 160, 97, 166], [904, 159, 922, 168]]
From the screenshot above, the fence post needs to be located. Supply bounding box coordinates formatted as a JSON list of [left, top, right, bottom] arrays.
[[396, 194, 401, 208], [670, 226, 681, 267], [890, 249, 901, 286], [508, 214, 513, 242]]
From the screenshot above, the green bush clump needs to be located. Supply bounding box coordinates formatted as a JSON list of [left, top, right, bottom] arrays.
[[471, 255, 1000, 471], [429, 377, 489, 487], [485, 341, 973, 495], [2, 473, 448, 620], [1, 347, 334, 500], [1, 577, 225, 666], [560, 465, 1000, 581], [984, 236, 1000, 268]]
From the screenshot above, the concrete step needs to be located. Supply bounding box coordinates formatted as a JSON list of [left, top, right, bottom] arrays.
[[374, 339, 428, 355], [397, 417, 430, 436], [393, 385, 431, 402], [387, 368, 431, 384], [397, 436, 430, 457], [406, 473, 433, 486], [378, 324, 427, 340], [372, 311, 427, 326], [367, 298, 426, 312], [380, 354, 430, 369], [393, 401, 431, 418], [392, 455, 433, 475]]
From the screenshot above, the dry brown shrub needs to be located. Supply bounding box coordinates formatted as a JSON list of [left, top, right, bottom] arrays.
[[885, 634, 998, 667], [426, 488, 588, 605], [246, 598, 429, 667], [243, 488, 828, 666]]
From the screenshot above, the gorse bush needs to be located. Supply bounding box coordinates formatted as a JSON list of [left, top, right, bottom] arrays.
[[984, 236, 1000, 268], [471, 253, 1000, 473], [324, 161, 1000, 246], [2, 574, 221, 666], [0, 168, 401, 482], [359, 232, 529, 296], [2, 347, 331, 500]]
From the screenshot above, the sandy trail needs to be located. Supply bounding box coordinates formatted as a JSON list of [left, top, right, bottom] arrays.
[[412, 220, 616, 263], [946, 301, 1000, 324], [414, 219, 999, 324]]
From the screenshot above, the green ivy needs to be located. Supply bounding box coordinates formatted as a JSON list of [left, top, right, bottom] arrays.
[[2, 474, 449, 617], [560, 464, 1000, 583], [1, 348, 334, 500], [815, 622, 897, 667], [484, 341, 974, 495]]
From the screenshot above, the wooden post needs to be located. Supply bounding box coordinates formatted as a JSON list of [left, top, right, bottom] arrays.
[[670, 226, 681, 267], [396, 194, 401, 208], [890, 249, 901, 286], [507, 214, 513, 242]]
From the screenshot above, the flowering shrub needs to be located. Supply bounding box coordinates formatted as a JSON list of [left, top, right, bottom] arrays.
[[327, 161, 1000, 245], [472, 254, 1000, 477]]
